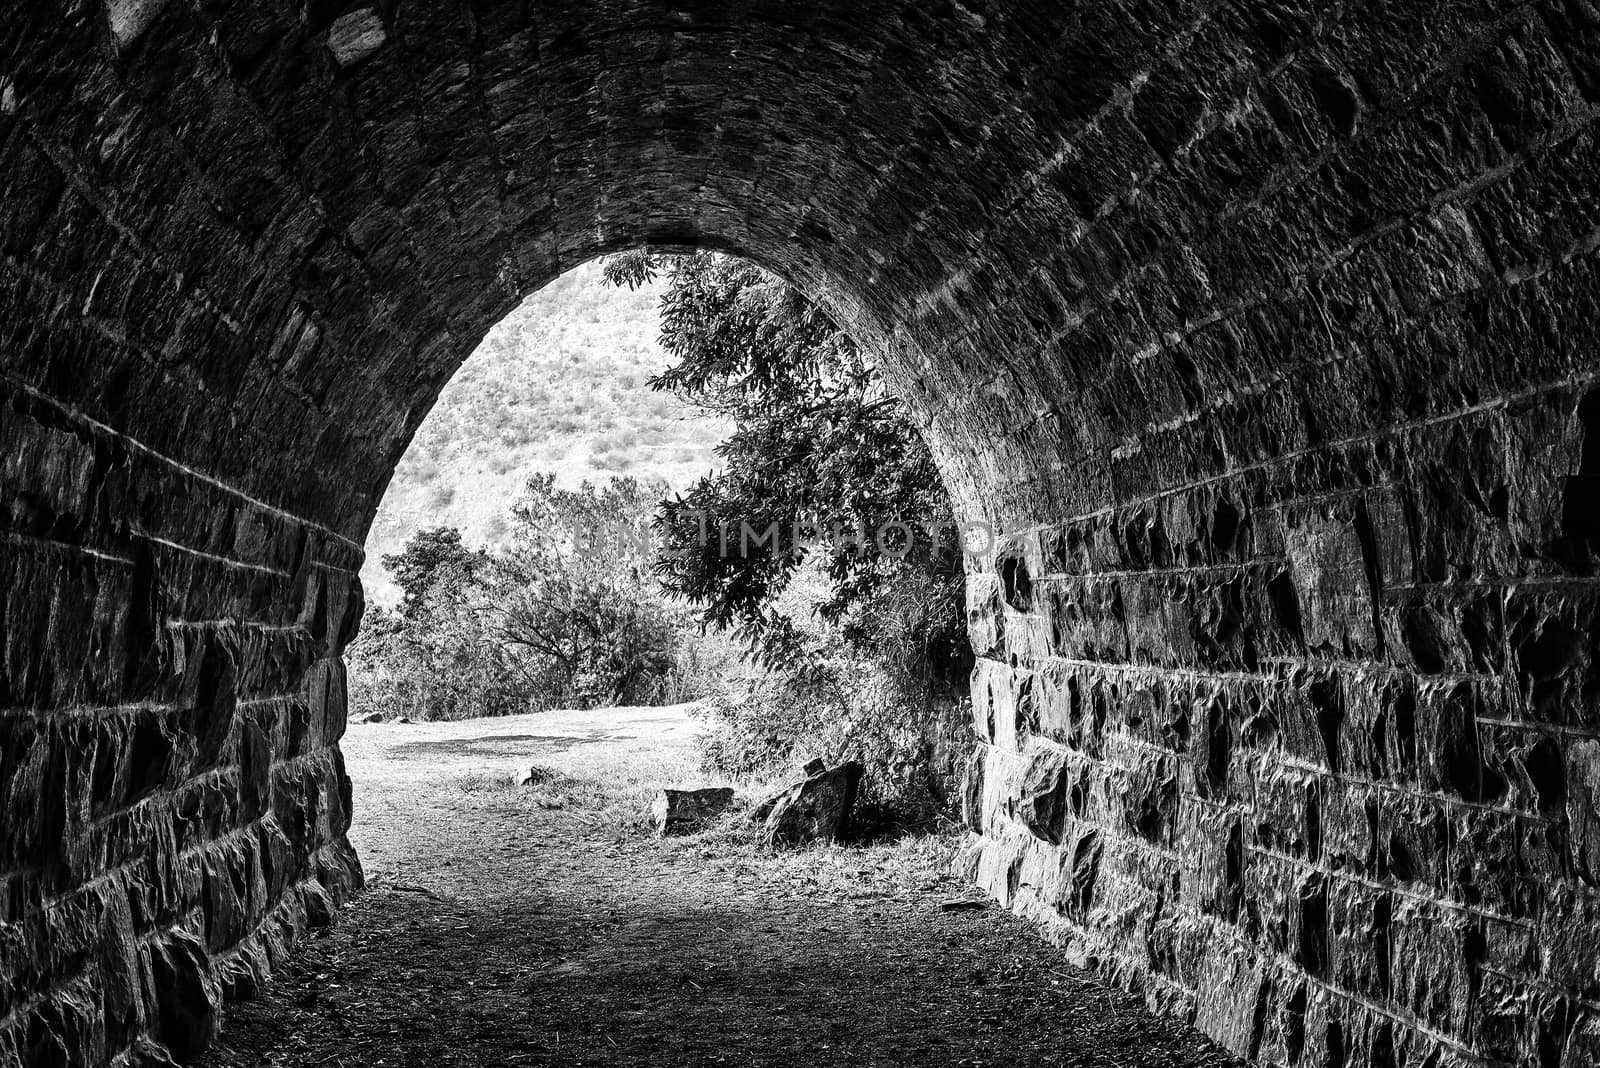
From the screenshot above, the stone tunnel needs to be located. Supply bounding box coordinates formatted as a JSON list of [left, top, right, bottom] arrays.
[[3, 0, 1600, 1064]]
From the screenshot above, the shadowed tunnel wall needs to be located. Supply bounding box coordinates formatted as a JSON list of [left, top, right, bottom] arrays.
[[3, 0, 1600, 1064]]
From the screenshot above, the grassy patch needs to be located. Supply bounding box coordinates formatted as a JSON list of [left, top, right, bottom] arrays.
[[443, 751, 963, 891]]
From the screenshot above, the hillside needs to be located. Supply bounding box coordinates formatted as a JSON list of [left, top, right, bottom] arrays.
[[361, 261, 729, 606]]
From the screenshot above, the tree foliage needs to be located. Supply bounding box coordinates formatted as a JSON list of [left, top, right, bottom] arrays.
[[348, 477, 690, 720], [489, 475, 683, 707], [607, 250, 973, 821], [608, 250, 967, 678], [384, 527, 489, 620]]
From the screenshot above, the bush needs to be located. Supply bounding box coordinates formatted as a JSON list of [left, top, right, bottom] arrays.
[[592, 251, 977, 823], [694, 653, 970, 825], [347, 602, 552, 722], [347, 477, 695, 719], [686, 558, 971, 824]]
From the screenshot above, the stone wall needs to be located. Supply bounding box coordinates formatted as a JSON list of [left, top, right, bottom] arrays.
[[942, 5, 1600, 1062], [0, 376, 363, 1064], [963, 379, 1600, 1065], [3, 1, 1600, 1064], [0, 371, 365, 1064]]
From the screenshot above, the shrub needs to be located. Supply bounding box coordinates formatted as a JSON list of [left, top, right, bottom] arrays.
[[600, 250, 975, 824], [347, 601, 549, 722], [347, 477, 694, 719], [694, 643, 970, 825]]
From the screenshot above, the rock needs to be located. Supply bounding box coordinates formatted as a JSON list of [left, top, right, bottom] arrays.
[[106, 0, 169, 50], [750, 791, 780, 823], [650, 788, 736, 835], [518, 765, 556, 787], [327, 8, 388, 67], [760, 761, 864, 847], [149, 931, 219, 1062], [938, 898, 989, 912], [354, 711, 386, 724], [750, 758, 839, 823]]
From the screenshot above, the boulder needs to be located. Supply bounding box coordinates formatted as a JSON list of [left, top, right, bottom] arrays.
[[650, 787, 736, 835], [518, 765, 557, 787], [760, 761, 864, 846], [354, 710, 386, 724]]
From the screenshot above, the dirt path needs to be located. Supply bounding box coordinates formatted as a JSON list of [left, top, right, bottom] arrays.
[[201, 707, 1242, 1068]]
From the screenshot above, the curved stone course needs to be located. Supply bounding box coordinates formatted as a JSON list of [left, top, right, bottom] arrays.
[[2, 1, 1599, 1064]]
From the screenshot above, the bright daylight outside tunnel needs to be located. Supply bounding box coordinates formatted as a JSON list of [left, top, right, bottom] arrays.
[[5, 0, 1600, 1065]]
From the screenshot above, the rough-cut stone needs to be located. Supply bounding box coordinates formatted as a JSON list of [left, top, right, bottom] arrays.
[[3, 3, 1600, 1065], [650, 788, 735, 836], [326, 9, 387, 68], [104, 0, 167, 50], [517, 765, 555, 788], [761, 763, 864, 847]]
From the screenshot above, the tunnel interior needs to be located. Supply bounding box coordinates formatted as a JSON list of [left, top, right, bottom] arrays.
[[5, 0, 1600, 1064]]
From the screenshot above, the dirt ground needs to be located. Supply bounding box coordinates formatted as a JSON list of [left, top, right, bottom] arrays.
[[201, 706, 1243, 1068]]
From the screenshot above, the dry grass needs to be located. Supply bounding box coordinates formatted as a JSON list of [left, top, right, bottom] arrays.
[[444, 746, 964, 897], [445, 753, 773, 840]]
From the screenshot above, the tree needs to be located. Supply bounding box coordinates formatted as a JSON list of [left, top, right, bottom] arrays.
[[347, 477, 690, 719], [382, 527, 489, 620], [606, 251, 973, 820], [606, 251, 967, 679], [487, 475, 685, 706], [349, 527, 533, 721]]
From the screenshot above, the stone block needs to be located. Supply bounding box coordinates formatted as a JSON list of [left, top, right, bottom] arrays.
[[1029, 662, 1075, 743], [1081, 837, 1173, 973], [1569, 738, 1600, 886], [1190, 937, 1270, 1058], [146, 929, 219, 1062], [1414, 678, 1504, 804], [1178, 799, 1243, 921], [1506, 587, 1600, 729], [1480, 722, 1566, 816], [1334, 665, 1397, 781], [1120, 746, 1180, 846], [1276, 666, 1347, 774], [328, 9, 388, 68], [1319, 778, 1376, 875], [969, 658, 1025, 751], [1283, 498, 1381, 657], [1387, 899, 1473, 1038], [1539, 881, 1600, 994], [1013, 740, 1072, 844], [1122, 574, 1199, 667], [1376, 790, 1451, 890], [1041, 576, 1129, 661], [1115, 671, 1190, 752], [1324, 875, 1392, 1001]]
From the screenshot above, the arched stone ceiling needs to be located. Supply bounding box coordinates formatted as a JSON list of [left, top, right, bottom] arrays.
[[6, 2, 1600, 1066]]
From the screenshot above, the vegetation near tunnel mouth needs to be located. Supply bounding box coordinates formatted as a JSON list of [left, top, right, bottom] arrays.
[[350, 250, 975, 829]]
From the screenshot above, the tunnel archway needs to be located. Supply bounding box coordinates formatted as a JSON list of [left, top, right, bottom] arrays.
[[5, 2, 1600, 1065]]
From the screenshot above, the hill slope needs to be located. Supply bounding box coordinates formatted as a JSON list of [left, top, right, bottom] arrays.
[[362, 261, 728, 606]]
